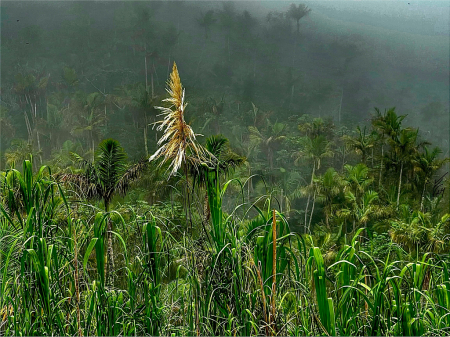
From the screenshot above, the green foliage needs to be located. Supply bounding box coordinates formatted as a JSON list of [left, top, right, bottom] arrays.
[[1, 159, 450, 336], [0, 2, 448, 333], [63, 67, 78, 87]]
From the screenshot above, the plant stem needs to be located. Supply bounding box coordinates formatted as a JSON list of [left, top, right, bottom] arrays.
[[183, 160, 192, 232], [397, 161, 403, 207], [73, 221, 82, 336], [271, 209, 277, 335]]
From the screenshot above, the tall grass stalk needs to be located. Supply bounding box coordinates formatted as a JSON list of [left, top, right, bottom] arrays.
[[271, 209, 277, 335], [2, 160, 450, 336]]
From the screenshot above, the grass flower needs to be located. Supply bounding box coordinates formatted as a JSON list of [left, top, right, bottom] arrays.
[[150, 62, 206, 177]]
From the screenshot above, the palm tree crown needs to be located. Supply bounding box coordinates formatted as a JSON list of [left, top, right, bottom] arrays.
[[287, 3, 311, 33], [60, 138, 147, 287], [61, 138, 147, 211], [192, 134, 246, 187]]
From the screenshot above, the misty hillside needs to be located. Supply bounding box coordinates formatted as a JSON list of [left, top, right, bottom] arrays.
[[1, 1, 448, 160], [1, 2, 450, 336]]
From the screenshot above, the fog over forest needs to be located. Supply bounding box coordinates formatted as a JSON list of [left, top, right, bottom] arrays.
[[1, 1, 448, 161], [2, 2, 450, 336]]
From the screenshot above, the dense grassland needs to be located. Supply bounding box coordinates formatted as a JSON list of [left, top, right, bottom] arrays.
[[1, 2, 449, 335], [1, 62, 450, 336], [1, 157, 450, 336]]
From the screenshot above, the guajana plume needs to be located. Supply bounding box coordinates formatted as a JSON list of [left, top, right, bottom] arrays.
[[150, 62, 206, 176]]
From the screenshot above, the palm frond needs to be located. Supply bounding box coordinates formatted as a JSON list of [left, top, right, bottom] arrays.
[[69, 151, 90, 169], [116, 158, 149, 196], [59, 173, 100, 200], [97, 139, 127, 200]]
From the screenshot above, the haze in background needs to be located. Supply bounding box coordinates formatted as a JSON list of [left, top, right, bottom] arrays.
[[1, 0, 448, 159]]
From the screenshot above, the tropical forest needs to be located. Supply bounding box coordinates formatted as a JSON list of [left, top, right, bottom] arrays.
[[0, 1, 449, 336]]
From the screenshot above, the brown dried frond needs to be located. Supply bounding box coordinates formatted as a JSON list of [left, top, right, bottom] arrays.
[[59, 173, 99, 200], [150, 62, 207, 177], [116, 157, 149, 196]]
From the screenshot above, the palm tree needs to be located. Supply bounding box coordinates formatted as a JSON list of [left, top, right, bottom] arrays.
[[297, 116, 334, 140], [334, 126, 352, 172], [390, 206, 450, 255], [413, 147, 448, 211], [248, 120, 286, 171], [49, 140, 84, 171], [61, 138, 148, 287], [114, 83, 158, 157], [343, 163, 373, 200], [372, 107, 405, 188], [197, 10, 216, 40], [343, 126, 375, 165], [292, 135, 333, 233], [314, 168, 344, 229], [287, 3, 311, 34], [193, 135, 245, 185], [218, 2, 236, 61], [71, 92, 106, 161], [4, 139, 42, 169], [0, 107, 15, 167], [12, 71, 50, 166], [338, 189, 382, 235], [388, 128, 420, 207], [190, 135, 245, 229], [338, 163, 384, 234]]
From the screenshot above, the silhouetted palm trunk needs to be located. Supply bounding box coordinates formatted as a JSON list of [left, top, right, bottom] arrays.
[[371, 148, 374, 168], [91, 131, 95, 162], [151, 68, 155, 98], [379, 143, 384, 189], [420, 178, 427, 211], [104, 105, 107, 128], [247, 166, 253, 201], [144, 124, 148, 157], [36, 131, 43, 165], [280, 189, 284, 214], [269, 148, 274, 170], [308, 190, 316, 230], [24, 111, 32, 144], [397, 161, 403, 207], [144, 43, 148, 93], [290, 85, 295, 107], [305, 162, 315, 234]]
